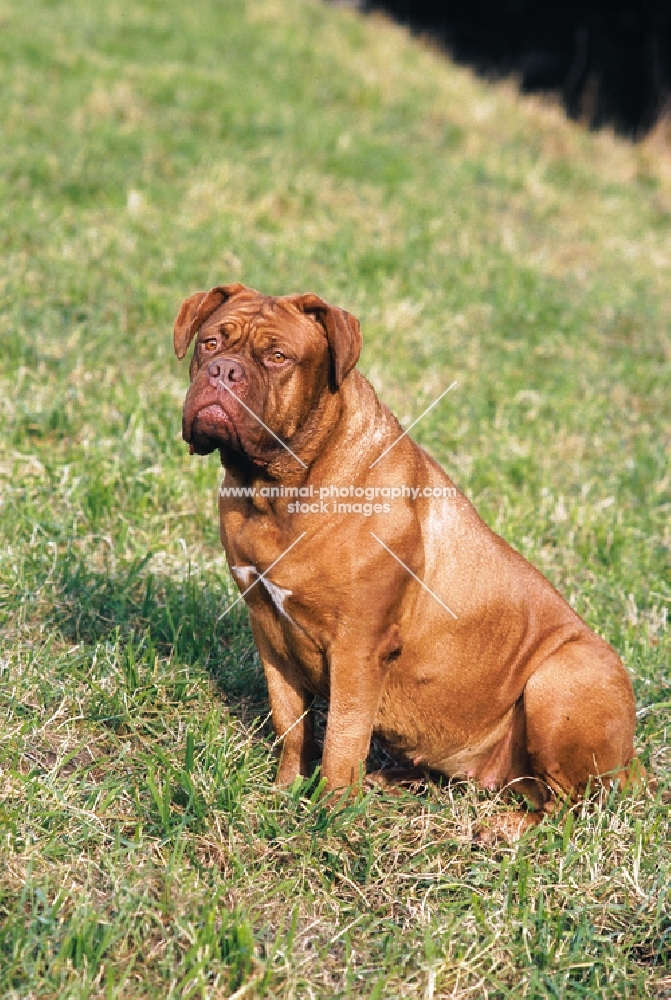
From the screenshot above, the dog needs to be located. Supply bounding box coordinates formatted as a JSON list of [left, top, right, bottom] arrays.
[[174, 282, 640, 835]]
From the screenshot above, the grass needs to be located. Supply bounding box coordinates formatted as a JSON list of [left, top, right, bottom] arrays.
[[0, 0, 669, 995]]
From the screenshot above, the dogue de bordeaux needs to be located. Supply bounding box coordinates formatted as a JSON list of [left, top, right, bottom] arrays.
[[174, 282, 640, 837]]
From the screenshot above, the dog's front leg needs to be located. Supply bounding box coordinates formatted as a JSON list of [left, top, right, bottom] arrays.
[[321, 640, 393, 792], [250, 620, 318, 787]]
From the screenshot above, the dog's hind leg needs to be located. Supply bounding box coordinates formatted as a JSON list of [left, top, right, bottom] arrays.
[[476, 641, 638, 844], [523, 637, 638, 807]]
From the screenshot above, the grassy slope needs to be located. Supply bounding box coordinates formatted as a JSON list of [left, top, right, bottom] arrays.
[[0, 0, 669, 996]]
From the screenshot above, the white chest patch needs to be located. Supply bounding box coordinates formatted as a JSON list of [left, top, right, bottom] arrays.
[[231, 564, 296, 624], [231, 565, 256, 589]]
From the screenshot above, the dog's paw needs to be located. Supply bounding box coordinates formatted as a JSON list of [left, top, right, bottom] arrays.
[[366, 767, 428, 795], [473, 810, 543, 846]]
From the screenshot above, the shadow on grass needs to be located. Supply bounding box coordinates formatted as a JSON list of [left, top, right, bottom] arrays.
[[50, 550, 269, 721]]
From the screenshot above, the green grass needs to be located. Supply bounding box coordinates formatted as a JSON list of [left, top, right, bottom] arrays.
[[0, 0, 669, 996]]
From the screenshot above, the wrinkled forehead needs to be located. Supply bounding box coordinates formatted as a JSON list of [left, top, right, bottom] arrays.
[[200, 295, 325, 349]]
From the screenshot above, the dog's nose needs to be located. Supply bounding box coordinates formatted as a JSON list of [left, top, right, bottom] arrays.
[[208, 358, 245, 388]]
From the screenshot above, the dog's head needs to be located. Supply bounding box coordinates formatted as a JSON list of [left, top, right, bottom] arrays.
[[173, 283, 361, 467]]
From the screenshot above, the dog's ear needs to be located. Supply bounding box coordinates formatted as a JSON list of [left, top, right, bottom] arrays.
[[173, 283, 250, 360], [290, 293, 362, 388]]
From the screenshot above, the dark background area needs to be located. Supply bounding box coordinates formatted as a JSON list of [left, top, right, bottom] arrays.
[[358, 0, 671, 137]]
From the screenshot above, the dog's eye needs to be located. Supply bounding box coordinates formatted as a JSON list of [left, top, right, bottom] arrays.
[[271, 350, 286, 363], [202, 338, 218, 352]]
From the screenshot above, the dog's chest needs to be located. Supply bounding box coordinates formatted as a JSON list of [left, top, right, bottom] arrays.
[[229, 560, 330, 694], [230, 564, 296, 625]]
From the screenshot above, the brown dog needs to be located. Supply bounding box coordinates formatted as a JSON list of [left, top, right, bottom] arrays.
[[174, 282, 639, 832]]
